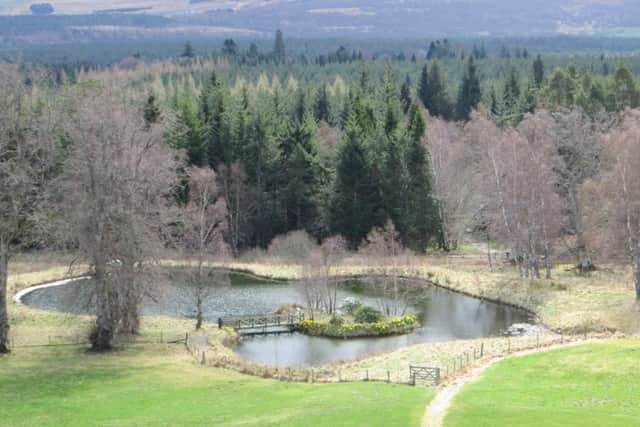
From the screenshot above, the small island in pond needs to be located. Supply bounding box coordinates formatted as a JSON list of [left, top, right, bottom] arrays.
[[294, 300, 419, 339]]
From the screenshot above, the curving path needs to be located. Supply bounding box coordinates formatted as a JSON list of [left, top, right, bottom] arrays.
[[422, 339, 601, 427]]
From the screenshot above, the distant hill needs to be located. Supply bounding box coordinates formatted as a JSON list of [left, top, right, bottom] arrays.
[[2, 0, 640, 41]]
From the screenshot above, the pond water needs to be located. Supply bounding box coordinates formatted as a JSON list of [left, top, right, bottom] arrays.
[[21, 270, 531, 367]]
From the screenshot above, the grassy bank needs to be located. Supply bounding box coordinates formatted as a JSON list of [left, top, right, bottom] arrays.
[[0, 345, 433, 427], [444, 340, 640, 427]]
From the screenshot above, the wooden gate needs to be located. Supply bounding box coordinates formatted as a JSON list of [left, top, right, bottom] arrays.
[[409, 366, 440, 386]]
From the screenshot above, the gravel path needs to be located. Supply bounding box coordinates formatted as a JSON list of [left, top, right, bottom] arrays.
[[422, 339, 601, 427]]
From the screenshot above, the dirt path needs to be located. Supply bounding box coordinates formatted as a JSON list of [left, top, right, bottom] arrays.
[[422, 339, 600, 427]]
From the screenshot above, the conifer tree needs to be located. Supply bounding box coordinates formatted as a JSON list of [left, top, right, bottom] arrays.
[[143, 92, 161, 129], [313, 84, 330, 122], [278, 117, 323, 231], [533, 54, 545, 87], [421, 62, 452, 119], [182, 41, 195, 58], [274, 30, 286, 65], [403, 105, 441, 251], [331, 113, 384, 248], [382, 63, 400, 136], [400, 74, 412, 114], [456, 56, 482, 121]]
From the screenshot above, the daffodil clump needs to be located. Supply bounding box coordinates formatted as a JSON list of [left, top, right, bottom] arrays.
[[297, 314, 418, 338]]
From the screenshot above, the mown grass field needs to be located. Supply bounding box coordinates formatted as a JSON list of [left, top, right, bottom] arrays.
[[444, 340, 640, 427], [0, 344, 433, 427]]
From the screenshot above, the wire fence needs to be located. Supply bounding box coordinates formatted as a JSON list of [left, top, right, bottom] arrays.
[[9, 330, 188, 349], [186, 330, 598, 388]]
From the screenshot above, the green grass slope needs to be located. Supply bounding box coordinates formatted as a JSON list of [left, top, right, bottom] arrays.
[[0, 344, 433, 427], [445, 340, 640, 427]]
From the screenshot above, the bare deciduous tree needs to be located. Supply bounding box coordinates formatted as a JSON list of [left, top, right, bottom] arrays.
[[0, 66, 56, 353], [472, 110, 563, 279], [428, 115, 479, 251], [359, 220, 411, 316], [181, 166, 229, 329], [300, 235, 346, 314], [56, 86, 178, 350], [218, 162, 253, 257], [552, 109, 612, 272], [583, 110, 640, 299]]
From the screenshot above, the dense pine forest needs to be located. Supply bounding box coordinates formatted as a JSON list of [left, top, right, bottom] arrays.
[[4, 31, 640, 351]]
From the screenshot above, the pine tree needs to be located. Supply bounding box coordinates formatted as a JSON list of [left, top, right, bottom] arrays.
[[278, 117, 323, 231], [331, 113, 384, 248], [182, 41, 195, 58], [455, 56, 482, 121], [533, 55, 545, 87], [382, 63, 400, 136], [313, 84, 330, 122], [417, 64, 429, 108], [199, 73, 230, 169], [169, 98, 205, 166], [143, 92, 161, 129], [489, 86, 501, 117], [274, 29, 286, 65], [424, 61, 452, 119], [403, 105, 441, 252], [502, 67, 521, 119], [400, 74, 412, 114]]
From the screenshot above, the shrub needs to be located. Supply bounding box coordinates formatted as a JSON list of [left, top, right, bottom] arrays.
[[340, 297, 363, 315], [267, 231, 317, 261], [329, 315, 345, 327], [354, 306, 384, 323]]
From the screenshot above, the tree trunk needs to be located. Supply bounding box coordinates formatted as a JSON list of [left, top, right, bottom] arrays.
[[117, 262, 140, 335], [486, 231, 493, 272], [0, 239, 10, 354], [91, 261, 115, 351], [635, 255, 640, 300]]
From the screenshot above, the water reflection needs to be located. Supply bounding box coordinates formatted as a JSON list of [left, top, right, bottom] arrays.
[[21, 270, 530, 367]]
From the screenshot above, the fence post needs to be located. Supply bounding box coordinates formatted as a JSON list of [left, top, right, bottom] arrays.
[[365, 370, 369, 381], [160, 331, 163, 344], [481, 342, 484, 358], [536, 334, 540, 348], [218, 318, 222, 329], [201, 352, 206, 365], [338, 369, 342, 382], [584, 326, 587, 339], [507, 338, 511, 353], [387, 371, 390, 383], [435, 368, 441, 386]]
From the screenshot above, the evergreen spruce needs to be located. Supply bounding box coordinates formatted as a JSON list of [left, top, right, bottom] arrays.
[[403, 105, 441, 252], [143, 93, 161, 129], [273, 30, 286, 65], [533, 55, 545, 87], [331, 113, 384, 248], [455, 56, 482, 121]]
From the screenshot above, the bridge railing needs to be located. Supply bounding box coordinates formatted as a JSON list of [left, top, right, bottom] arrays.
[[218, 312, 306, 330]]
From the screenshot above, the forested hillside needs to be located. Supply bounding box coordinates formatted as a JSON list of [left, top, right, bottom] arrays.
[[3, 33, 640, 352]]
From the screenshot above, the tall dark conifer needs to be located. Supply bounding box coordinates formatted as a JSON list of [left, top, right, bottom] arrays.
[[456, 56, 482, 121], [403, 105, 441, 252], [331, 113, 384, 248]]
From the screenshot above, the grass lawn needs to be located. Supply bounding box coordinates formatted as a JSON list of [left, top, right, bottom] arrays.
[[444, 340, 640, 427], [0, 344, 433, 427]]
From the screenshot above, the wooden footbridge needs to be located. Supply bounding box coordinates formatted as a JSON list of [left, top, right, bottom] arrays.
[[218, 312, 307, 336]]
